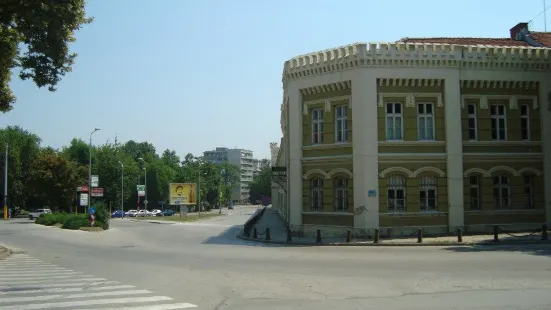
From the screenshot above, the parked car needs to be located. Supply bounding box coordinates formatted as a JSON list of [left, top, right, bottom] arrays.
[[136, 210, 151, 217], [111, 210, 124, 218], [28, 209, 52, 220], [125, 210, 138, 217], [162, 209, 175, 216], [151, 209, 162, 217]]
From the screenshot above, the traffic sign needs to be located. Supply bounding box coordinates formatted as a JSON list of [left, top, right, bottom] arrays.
[[144, 200, 149, 205], [136, 185, 145, 191], [77, 186, 89, 192], [91, 175, 99, 187], [90, 214, 95, 226], [91, 188, 104, 197], [79, 193, 89, 206], [89, 207, 96, 214]]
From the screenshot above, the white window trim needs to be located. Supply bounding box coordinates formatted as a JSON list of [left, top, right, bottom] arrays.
[[310, 178, 323, 212], [385, 102, 404, 141], [467, 103, 477, 141], [334, 178, 348, 212], [523, 175, 534, 209], [334, 105, 348, 143], [417, 102, 436, 141], [469, 176, 480, 210], [520, 104, 530, 141], [490, 104, 507, 141], [387, 175, 406, 213], [311, 108, 323, 145], [493, 175, 510, 209]]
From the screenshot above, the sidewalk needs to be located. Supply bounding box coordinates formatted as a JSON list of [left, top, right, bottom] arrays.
[[240, 208, 550, 246], [128, 209, 225, 224], [0, 245, 11, 260]]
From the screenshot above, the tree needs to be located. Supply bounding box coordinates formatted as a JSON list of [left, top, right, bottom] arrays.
[[0, 0, 93, 112], [249, 166, 271, 204], [27, 147, 80, 212]]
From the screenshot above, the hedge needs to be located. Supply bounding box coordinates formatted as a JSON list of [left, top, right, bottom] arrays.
[[35, 204, 110, 230]]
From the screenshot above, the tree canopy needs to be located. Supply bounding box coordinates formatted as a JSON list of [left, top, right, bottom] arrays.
[[0, 0, 92, 112], [0, 126, 241, 212]]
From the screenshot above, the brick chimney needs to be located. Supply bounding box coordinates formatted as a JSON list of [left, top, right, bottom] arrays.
[[510, 22, 529, 40]]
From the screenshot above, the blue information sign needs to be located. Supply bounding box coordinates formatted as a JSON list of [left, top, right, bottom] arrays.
[[89, 207, 96, 214]]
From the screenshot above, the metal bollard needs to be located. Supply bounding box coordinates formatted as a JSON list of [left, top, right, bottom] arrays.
[[287, 227, 292, 242], [457, 228, 463, 243], [346, 230, 352, 243], [374, 229, 380, 243], [493, 225, 499, 242], [542, 224, 548, 241], [265, 228, 271, 241], [417, 228, 423, 243], [316, 229, 321, 243], [253, 227, 258, 239]]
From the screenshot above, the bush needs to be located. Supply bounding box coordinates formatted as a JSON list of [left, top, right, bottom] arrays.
[[61, 214, 89, 230], [93, 204, 110, 230], [35, 213, 70, 226], [34, 207, 110, 231]]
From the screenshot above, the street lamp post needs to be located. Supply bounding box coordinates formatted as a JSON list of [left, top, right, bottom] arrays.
[[3, 143, 8, 220], [118, 161, 124, 216], [219, 169, 227, 215], [138, 158, 147, 211], [88, 128, 101, 213]]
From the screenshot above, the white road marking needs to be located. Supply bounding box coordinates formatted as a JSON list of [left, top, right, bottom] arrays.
[[0, 289, 151, 303], [0, 254, 198, 309], [1, 296, 173, 309]]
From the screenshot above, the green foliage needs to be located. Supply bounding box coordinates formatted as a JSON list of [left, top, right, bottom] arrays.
[[92, 202, 109, 230], [61, 214, 89, 230], [249, 166, 272, 203], [35, 212, 70, 226], [0, 0, 93, 112]]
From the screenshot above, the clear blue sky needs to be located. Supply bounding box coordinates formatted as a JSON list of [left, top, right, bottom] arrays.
[[1, 0, 549, 160]]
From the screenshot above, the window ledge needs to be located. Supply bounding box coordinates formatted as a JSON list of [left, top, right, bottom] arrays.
[[465, 209, 544, 215], [303, 143, 352, 150], [380, 211, 448, 217], [302, 211, 353, 216], [463, 141, 541, 146], [379, 141, 445, 146]]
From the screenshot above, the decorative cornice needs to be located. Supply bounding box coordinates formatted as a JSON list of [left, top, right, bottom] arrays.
[[378, 92, 443, 107], [464, 165, 543, 177], [282, 42, 551, 82], [460, 80, 538, 90], [303, 95, 351, 115], [300, 81, 351, 95], [461, 94, 538, 109], [302, 142, 352, 150], [378, 78, 442, 87]]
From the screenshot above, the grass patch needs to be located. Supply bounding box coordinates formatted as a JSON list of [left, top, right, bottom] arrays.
[[138, 213, 222, 222], [79, 227, 104, 232]]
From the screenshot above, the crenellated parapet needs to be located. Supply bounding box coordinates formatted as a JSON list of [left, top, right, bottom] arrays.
[[282, 42, 551, 82]]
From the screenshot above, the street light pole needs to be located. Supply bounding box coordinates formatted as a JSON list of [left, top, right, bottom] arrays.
[[3, 143, 8, 220], [118, 161, 124, 216], [88, 128, 101, 213], [138, 158, 147, 211]]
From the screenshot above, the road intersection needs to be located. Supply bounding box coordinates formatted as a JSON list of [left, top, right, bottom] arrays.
[[1, 205, 551, 309]]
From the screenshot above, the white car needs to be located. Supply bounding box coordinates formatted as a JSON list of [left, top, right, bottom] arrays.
[[125, 210, 138, 217], [136, 210, 150, 217], [28, 209, 52, 220], [151, 209, 162, 217]]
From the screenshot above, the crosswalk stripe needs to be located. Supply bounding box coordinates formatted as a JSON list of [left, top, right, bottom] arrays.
[[0, 289, 151, 303], [5, 277, 105, 285], [2, 296, 173, 309], [0, 285, 135, 295], [0, 271, 80, 277], [0, 273, 86, 280], [77, 303, 199, 310], [0, 280, 120, 289]]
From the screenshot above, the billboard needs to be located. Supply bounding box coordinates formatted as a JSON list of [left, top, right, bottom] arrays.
[[169, 183, 196, 205]]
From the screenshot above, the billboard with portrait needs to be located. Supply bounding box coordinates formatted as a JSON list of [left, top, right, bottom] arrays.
[[169, 183, 196, 205]]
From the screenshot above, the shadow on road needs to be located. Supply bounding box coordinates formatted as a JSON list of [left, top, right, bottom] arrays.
[[442, 244, 551, 257], [201, 225, 283, 247]]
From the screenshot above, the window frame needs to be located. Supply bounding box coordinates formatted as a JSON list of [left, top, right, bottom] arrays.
[[333, 178, 348, 212], [492, 175, 510, 209], [387, 175, 406, 213], [523, 175, 534, 209], [311, 108, 324, 144], [310, 178, 324, 212], [490, 104, 507, 141], [467, 103, 477, 141], [334, 105, 348, 143], [385, 102, 404, 141], [469, 175, 481, 210], [417, 102, 436, 141], [419, 176, 437, 212], [520, 104, 530, 141]]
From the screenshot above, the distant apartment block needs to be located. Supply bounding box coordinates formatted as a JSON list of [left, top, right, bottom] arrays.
[[252, 158, 270, 177]]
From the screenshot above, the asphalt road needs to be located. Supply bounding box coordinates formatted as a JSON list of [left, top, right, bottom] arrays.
[[1, 205, 551, 310]]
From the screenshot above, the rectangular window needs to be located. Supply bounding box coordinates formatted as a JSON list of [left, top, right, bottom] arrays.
[[490, 104, 507, 141], [335, 106, 348, 142], [334, 178, 348, 212], [520, 104, 530, 141], [311, 109, 323, 144], [467, 104, 477, 140], [387, 175, 406, 212], [386, 103, 403, 140], [492, 175, 510, 209], [419, 176, 437, 212], [417, 103, 435, 141], [310, 178, 324, 211], [523, 175, 534, 209], [469, 176, 480, 210]]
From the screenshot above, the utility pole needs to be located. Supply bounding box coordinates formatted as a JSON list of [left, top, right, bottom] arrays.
[[545, 0, 548, 32], [3, 143, 8, 220], [119, 161, 124, 214], [89, 128, 100, 213]]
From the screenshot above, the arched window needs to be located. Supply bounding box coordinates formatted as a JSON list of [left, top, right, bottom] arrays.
[[334, 178, 348, 212], [523, 175, 534, 209], [493, 175, 510, 209], [310, 178, 323, 211], [420, 176, 437, 212], [387, 175, 406, 212], [469, 175, 481, 210]]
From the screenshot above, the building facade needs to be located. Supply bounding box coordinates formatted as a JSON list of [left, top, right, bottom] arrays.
[[272, 30, 551, 237], [204, 147, 255, 203]]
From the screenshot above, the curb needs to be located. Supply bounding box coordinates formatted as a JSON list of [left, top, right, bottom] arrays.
[[0, 246, 12, 260], [236, 234, 551, 247]]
